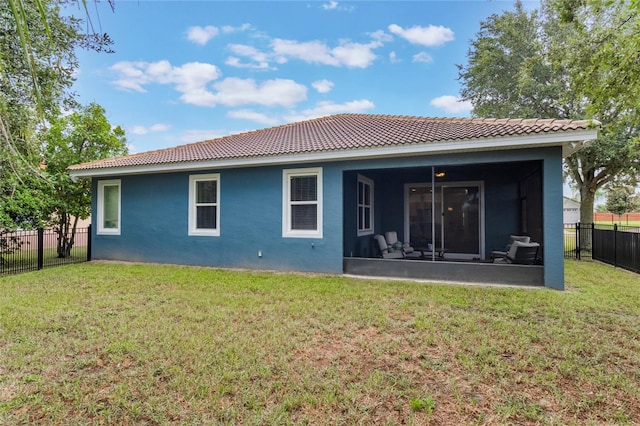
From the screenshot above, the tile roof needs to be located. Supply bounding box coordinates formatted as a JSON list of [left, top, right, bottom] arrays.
[[69, 114, 595, 171]]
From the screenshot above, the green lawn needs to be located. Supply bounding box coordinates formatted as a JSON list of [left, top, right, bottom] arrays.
[[1, 261, 639, 424]]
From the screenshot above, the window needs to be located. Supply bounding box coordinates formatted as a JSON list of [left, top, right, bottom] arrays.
[[189, 174, 220, 236], [97, 179, 121, 235], [283, 167, 323, 238], [357, 175, 374, 236]]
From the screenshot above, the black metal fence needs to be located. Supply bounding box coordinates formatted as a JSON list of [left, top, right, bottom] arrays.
[[0, 226, 91, 276], [564, 223, 592, 260], [564, 223, 640, 274]]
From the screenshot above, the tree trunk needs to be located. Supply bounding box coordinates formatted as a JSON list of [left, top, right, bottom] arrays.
[[66, 216, 79, 258], [57, 213, 70, 258], [55, 213, 79, 258], [579, 184, 596, 252]]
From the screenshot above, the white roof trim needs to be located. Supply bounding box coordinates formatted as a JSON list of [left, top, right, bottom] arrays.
[[69, 129, 598, 179]]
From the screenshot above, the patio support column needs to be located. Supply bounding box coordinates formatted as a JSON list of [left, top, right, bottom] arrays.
[[431, 166, 436, 261], [542, 150, 565, 290]]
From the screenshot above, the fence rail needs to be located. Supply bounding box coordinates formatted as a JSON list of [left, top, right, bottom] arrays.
[[0, 226, 91, 276], [564, 223, 640, 274]]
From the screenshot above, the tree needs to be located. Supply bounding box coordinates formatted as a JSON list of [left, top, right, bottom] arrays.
[[41, 103, 127, 257], [458, 0, 640, 231], [1, 0, 113, 232], [554, 2, 640, 224], [604, 184, 638, 221]]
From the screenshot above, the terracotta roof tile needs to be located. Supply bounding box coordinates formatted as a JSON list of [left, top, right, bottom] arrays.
[[69, 114, 595, 171]]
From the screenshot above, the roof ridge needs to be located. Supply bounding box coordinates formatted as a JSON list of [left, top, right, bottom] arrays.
[[150, 113, 349, 153]]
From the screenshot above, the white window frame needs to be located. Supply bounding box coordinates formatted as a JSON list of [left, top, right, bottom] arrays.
[[97, 179, 121, 235], [357, 174, 374, 236], [188, 173, 220, 236], [282, 167, 323, 238]]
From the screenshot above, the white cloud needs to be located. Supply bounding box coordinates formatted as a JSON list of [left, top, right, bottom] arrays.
[[388, 24, 454, 47], [321, 1, 354, 11], [225, 57, 271, 70], [312, 79, 334, 94], [129, 125, 149, 135], [221, 23, 251, 33], [224, 31, 385, 70], [272, 38, 381, 68], [285, 99, 375, 122], [110, 62, 152, 92], [228, 44, 268, 62], [167, 62, 223, 107], [150, 123, 170, 132], [322, 1, 338, 10], [430, 95, 473, 114], [126, 143, 137, 154], [210, 77, 307, 107], [369, 30, 393, 43], [272, 39, 334, 65], [412, 52, 433, 64], [226, 44, 272, 69], [111, 61, 305, 109], [227, 109, 279, 126], [129, 123, 170, 135], [332, 41, 381, 68], [110, 60, 221, 100], [389, 51, 399, 63], [186, 25, 219, 45]]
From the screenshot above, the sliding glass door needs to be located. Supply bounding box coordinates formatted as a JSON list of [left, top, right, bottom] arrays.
[[407, 185, 442, 250], [405, 182, 484, 259]]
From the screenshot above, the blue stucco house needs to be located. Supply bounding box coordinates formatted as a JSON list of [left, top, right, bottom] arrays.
[[69, 114, 597, 290]]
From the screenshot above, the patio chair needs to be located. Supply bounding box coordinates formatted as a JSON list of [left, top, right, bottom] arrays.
[[490, 235, 530, 260], [373, 234, 405, 259], [384, 231, 422, 259], [507, 235, 530, 248], [491, 241, 540, 265]]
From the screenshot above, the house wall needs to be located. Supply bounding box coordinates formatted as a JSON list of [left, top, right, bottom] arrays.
[[91, 163, 345, 274], [542, 152, 564, 289], [92, 145, 565, 289]]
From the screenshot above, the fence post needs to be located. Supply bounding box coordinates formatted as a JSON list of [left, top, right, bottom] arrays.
[[591, 222, 595, 260], [87, 224, 92, 261], [614, 223, 618, 268], [37, 228, 44, 270], [576, 223, 581, 260]]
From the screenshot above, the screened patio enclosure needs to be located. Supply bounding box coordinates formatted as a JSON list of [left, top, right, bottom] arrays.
[[342, 160, 545, 285]]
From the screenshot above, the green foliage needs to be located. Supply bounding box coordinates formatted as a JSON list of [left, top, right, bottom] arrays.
[[1, 0, 111, 155], [0, 177, 48, 231], [458, 0, 640, 225], [40, 103, 127, 257], [0, 173, 48, 262], [458, 2, 565, 119], [0, 0, 114, 234], [604, 185, 638, 216]]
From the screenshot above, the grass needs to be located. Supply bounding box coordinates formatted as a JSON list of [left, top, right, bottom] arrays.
[[0, 260, 639, 424]]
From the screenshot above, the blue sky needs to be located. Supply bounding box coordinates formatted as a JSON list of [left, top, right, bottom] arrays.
[[69, 0, 533, 155]]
